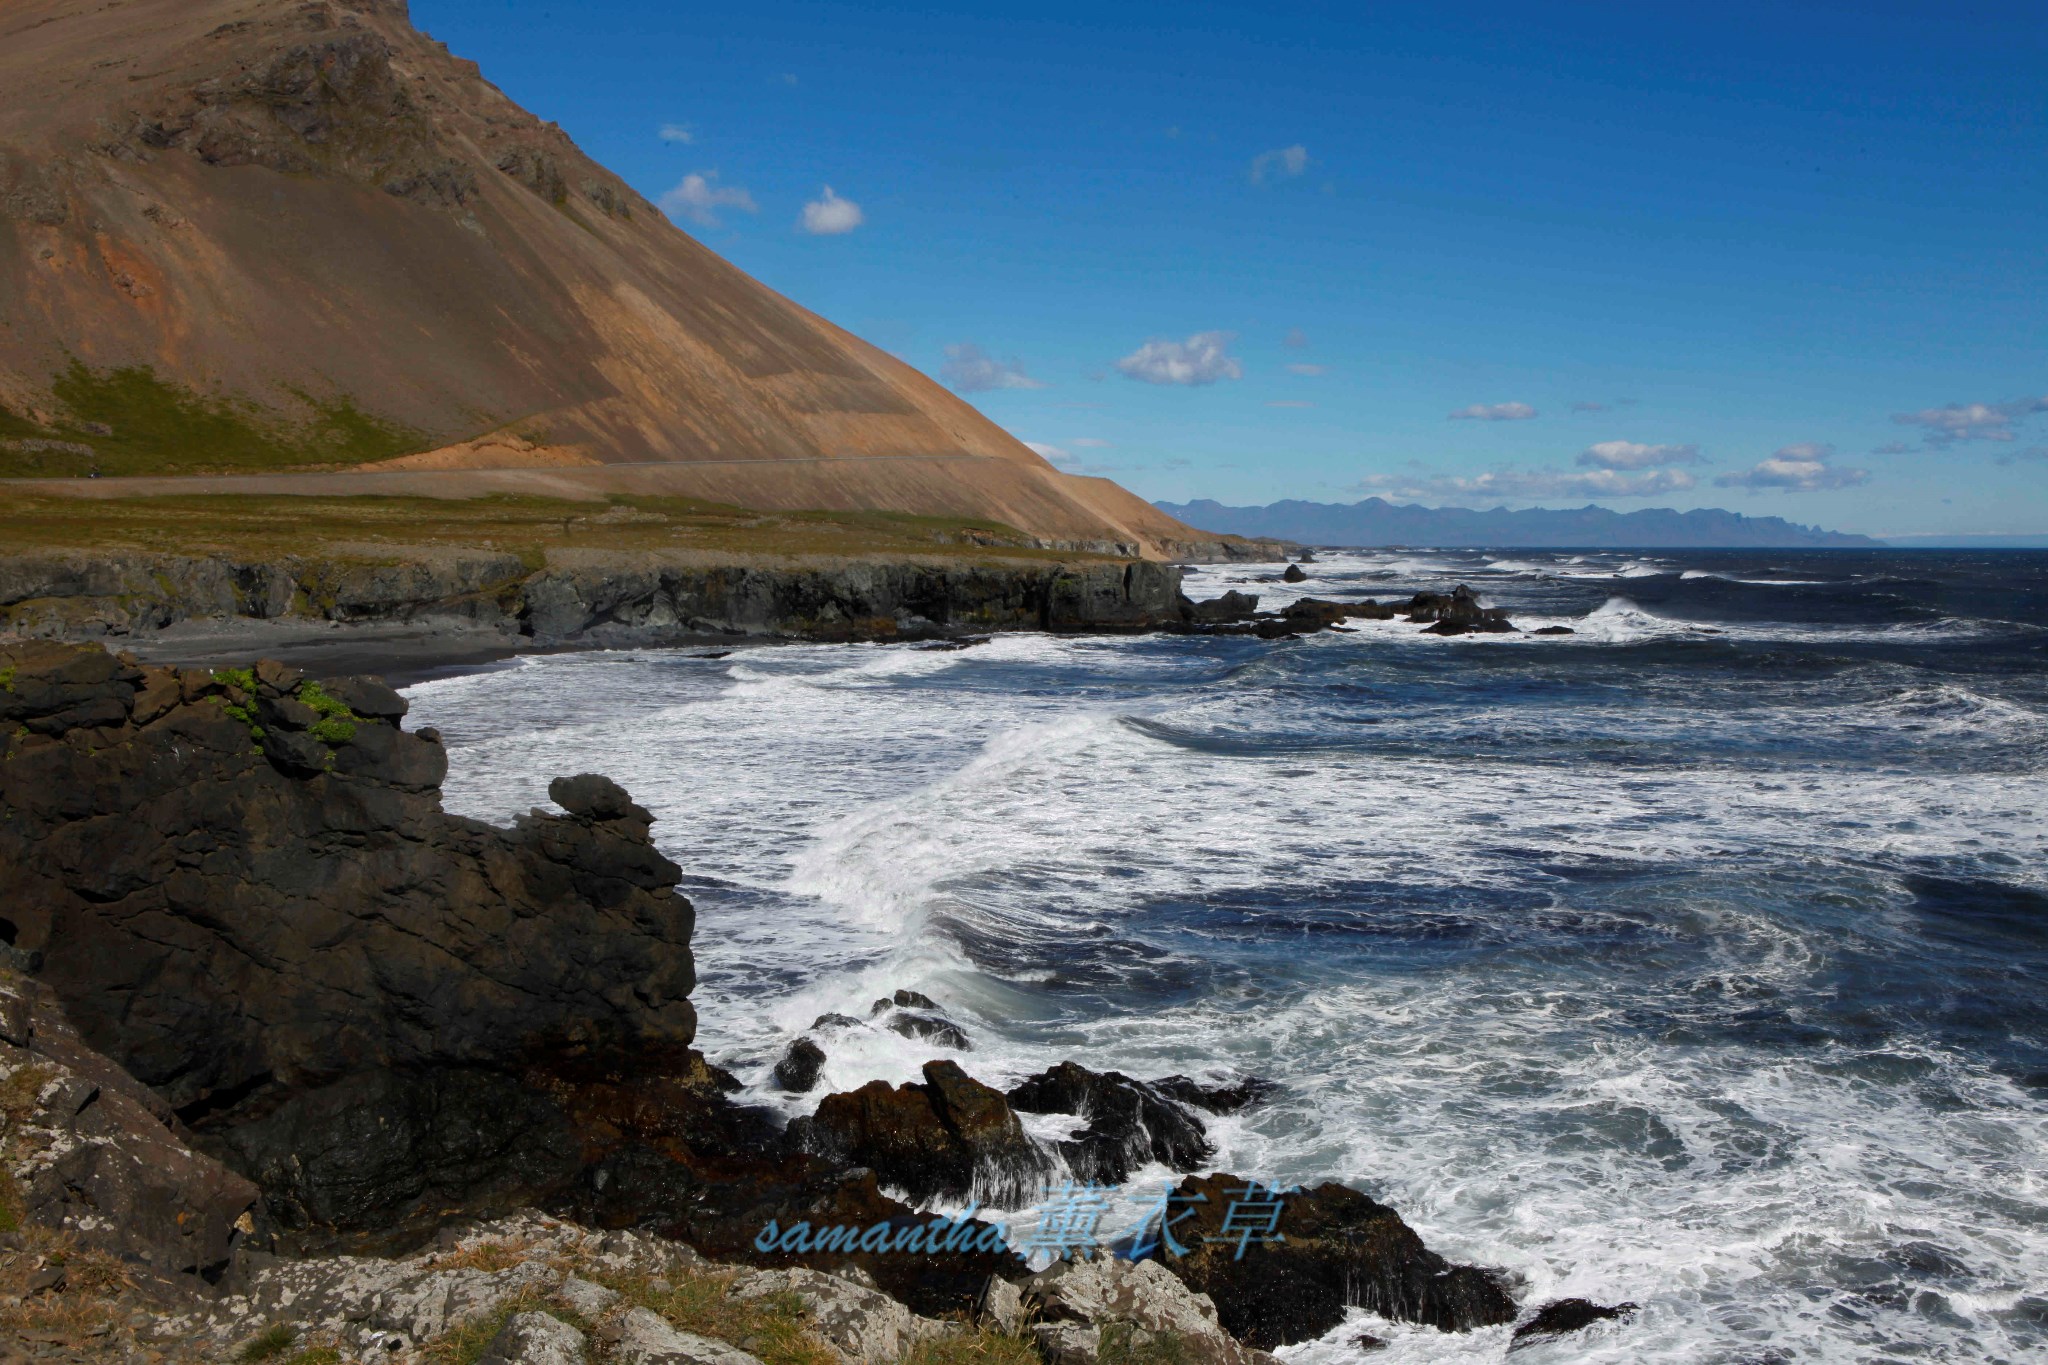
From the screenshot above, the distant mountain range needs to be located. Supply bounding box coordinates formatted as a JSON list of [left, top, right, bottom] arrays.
[[1156, 497, 1882, 548]]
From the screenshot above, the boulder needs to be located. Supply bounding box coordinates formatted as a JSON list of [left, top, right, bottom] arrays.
[[1510, 1298, 1638, 1348], [885, 1012, 970, 1049], [1405, 585, 1515, 632], [1022, 1256, 1273, 1365], [480, 1311, 588, 1365], [729, 1265, 950, 1365], [1282, 565, 1308, 583], [792, 1060, 1052, 1204], [1148, 1075, 1278, 1115], [1179, 590, 1260, 624], [1006, 1062, 1213, 1184], [1145, 1174, 1516, 1347], [775, 1038, 828, 1093], [550, 771, 644, 821], [608, 1306, 764, 1365], [1532, 625, 1575, 636]]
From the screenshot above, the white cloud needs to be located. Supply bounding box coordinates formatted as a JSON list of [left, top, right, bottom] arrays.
[[799, 185, 864, 235], [1714, 443, 1869, 492], [659, 171, 757, 227], [1283, 328, 1309, 349], [1115, 331, 1243, 386], [1448, 402, 1538, 422], [1022, 441, 1076, 468], [658, 124, 694, 144], [1287, 363, 1327, 376], [1891, 395, 2048, 445], [1360, 466, 1697, 501], [1578, 440, 1703, 469], [939, 343, 1043, 393], [1249, 145, 1309, 185]]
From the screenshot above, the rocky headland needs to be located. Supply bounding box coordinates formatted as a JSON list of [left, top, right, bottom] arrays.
[[0, 640, 1626, 1363]]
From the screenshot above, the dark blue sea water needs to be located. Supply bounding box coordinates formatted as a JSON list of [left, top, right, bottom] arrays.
[[409, 548, 2048, 1365]]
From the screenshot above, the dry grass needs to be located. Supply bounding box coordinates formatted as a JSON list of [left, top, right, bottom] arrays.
[[416, 1285, 562, 1365], [423, 1235, 549, 1275], [0, 491, 1094, 565], [902, 1325, 1045, 1365], [590, 1266, 841, 1365]]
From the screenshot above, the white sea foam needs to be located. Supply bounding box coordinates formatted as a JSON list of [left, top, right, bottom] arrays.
[[403, 553, 2048, 1365]]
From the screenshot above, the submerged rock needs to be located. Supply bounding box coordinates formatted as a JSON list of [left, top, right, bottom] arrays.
[[885, 1011, 971, 1049], [1509, 1298, 1638, 1348], [1146, 1174, 1517, 1347], [1406, 585, 1515, 632]]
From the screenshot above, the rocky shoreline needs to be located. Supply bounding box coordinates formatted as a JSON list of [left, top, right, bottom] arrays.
[[0, 639, 1627, 1363]]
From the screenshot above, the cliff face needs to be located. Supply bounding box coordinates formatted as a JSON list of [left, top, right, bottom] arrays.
[[0, 640, 699, 1244], [0, 0, 1204, 554], [0, 548, 1196, 645]]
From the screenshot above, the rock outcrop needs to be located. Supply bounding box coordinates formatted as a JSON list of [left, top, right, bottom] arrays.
[[1018, 1257, 1275, 1365], [0, 548, 1200, 646], [0, 639, 696, 1246], [790, 1061, 1053, 1206], [1143, 1174, 1517, 1346], [1006, 1063, 1216, 1185]]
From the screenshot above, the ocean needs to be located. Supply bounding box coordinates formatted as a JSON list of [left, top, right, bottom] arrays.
[[405, 548, 2048, 1365]]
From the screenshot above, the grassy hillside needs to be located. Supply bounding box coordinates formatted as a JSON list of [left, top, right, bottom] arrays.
[[0, 489, 1095, 564]]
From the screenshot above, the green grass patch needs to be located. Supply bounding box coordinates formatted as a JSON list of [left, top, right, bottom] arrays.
[[297, 681, 359, 746], [591, 1267, 838, 1365], [237, 1323, 299, 1362], [0, 489, 1085, 566], [0, 364, 425, 478], [901, 1326, 1044, 1365]]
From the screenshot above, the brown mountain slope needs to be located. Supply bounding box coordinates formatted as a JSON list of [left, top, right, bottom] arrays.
[[0, 0, 1209, 555]]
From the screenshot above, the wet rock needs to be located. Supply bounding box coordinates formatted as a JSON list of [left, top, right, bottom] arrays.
[[776, 1039, 827, 1093], [1148, 1075, 1278, 1115], [1007, 1062, 1213, 1184], [1281, 598, 1352, 630], [886, 1012, 970, 1049], [1533, 625, 1575, 635], [1406, 585, 1514, 632], [479, 1309, 587, 1365], [811, 1013, 865, 1032], [1023, 1256, 1273, 1365], [1147, 1174, 1517, 1347], [1342, 600, 1396, 621], [871, 989, 939, 1014], [1180, 590, 1261, 624], [1351, 1333, 1388, 1352], [1423, 619, 1474, 636], [1282, 564, 1308, 583], [792, 1060, 1052, 1204], [1509, 1298, 1638, 1348]]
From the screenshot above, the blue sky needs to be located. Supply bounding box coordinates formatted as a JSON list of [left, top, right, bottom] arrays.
[[415, 0, 2046, 537]]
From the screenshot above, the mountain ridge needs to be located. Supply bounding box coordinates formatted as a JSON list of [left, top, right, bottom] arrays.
[[1154, 496, 1881, 548], [0, 0, 1207, 555]]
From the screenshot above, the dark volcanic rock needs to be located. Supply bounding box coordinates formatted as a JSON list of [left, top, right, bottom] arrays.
[[1406, 585, 1515, 632], [1282, 564, 1309, 583], [1148, 1174, 1517, 1347], [886, 1012, 971, 1049], [1510, 1298, 1638, 1347], [1533, 625, 1576, 636], [1180, 590, 1261, 624], [792, 1060, 1052, 1204], [1006, 1061, 1214, 1184], [872, 989, 940, 1014], [0, 972, 259, 1297], [775, 1038, 827, 1093], [0, 641, 697, 1246], [1149, 1074, 1279, 1115]]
